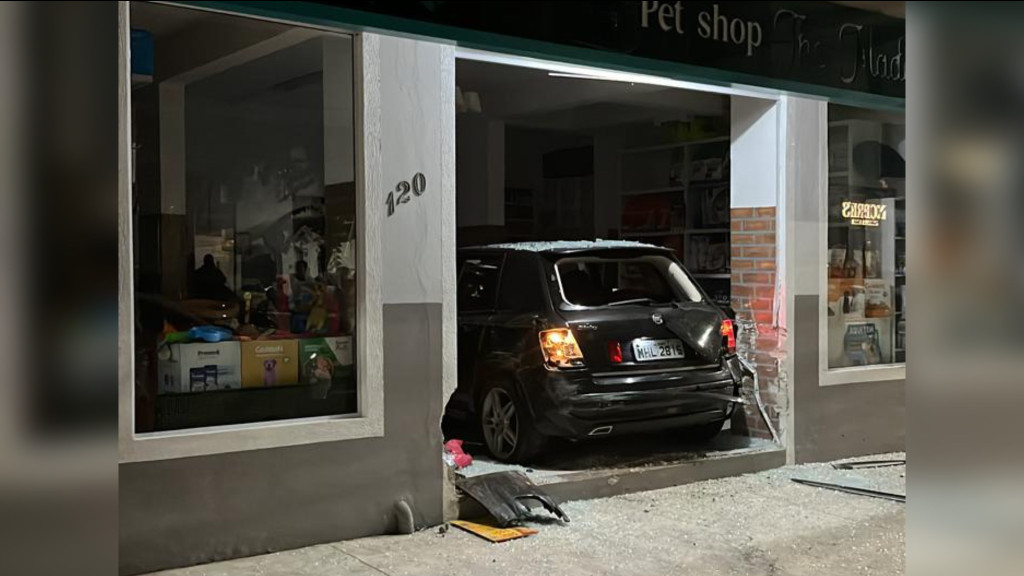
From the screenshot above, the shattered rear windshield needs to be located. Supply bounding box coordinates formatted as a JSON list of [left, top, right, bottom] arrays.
[[554, 256, 702, 307]]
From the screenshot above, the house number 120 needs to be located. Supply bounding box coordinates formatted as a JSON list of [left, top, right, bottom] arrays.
[[385, 172, 426, 217]]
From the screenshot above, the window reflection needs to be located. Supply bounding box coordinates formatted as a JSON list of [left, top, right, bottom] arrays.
[[131, 4, 357, 432], [826, 107, 906, 368]]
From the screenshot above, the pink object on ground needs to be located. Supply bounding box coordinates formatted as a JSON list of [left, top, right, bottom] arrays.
[[444, 439, 474, 469]]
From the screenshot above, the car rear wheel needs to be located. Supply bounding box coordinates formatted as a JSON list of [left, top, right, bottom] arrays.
[[479, 382, 544, 464]]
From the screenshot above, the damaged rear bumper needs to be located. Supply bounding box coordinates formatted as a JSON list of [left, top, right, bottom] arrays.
[[528, 355, 752, 439]]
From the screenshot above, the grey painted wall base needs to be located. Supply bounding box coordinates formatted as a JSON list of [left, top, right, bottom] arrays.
[[792, 295, 906, 463], [458, 447, 786, 518], [119, 304, 445, 576]]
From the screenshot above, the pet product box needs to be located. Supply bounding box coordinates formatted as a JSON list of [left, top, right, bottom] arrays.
[[157, 341, 242, 394], [299, 336, 354, 387], [241, 340, 299, 388]]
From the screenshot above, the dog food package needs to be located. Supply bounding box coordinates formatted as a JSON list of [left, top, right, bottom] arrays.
[[241, 340, 300, 388], [158, 342, 242, 394], [299, 337, 354, 387]]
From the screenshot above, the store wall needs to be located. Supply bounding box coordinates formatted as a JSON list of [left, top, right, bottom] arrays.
[[456, 115, 504, 228], [784, 96, 906, 464], [792, 296, 906, 462], [119, 34, 456, 575], [729, 96, 786, 442], [505, 126, 592, 193]]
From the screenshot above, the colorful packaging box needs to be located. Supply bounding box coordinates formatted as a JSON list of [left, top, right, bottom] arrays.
[[241, 340, 300, 388], [299, 337, 354, 387], [157, 341, 242, 394]]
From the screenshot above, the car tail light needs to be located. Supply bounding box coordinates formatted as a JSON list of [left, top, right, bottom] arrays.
[[720, 319, 736, 354], [539, 328, 585, 368], [607, 341, 623, 364]]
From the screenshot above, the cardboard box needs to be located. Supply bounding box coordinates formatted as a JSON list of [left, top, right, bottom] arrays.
[[299, 337, 354, 388], [157, 342, 242, 394], [241, 340, 299, 388]]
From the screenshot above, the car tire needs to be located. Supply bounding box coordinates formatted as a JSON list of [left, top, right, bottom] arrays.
[[687, 418, 727, 443], [477, 380, 545, 464]]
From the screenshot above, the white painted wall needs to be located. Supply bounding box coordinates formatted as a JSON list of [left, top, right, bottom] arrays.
[[783, 96, 827, 301], [731, 97, 778, 209], [379, 36, 453, 306]]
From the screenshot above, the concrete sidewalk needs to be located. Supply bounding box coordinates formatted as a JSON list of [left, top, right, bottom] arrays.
[[148, 454, 905, 576]]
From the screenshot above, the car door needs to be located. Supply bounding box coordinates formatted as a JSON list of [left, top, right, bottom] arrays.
[[450, 252, 505, 418], [483, 251, 548, 379]]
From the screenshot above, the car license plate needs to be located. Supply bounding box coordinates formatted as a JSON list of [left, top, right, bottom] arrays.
[[632, 339, 685, 362]]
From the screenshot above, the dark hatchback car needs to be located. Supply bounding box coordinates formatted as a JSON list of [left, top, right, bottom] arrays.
[[445, 240, 752, 463]]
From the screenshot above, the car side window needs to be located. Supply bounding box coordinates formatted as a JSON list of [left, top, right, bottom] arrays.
[[496, 252, 546, 313], [457, 254, 504, 313]]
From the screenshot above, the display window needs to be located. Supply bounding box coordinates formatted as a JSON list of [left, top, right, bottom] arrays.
[[825, 105, 906, 370], [129, 3, 361, 435]]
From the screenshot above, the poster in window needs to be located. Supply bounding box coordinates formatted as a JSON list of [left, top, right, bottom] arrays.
[[843, 322, 882, 366]]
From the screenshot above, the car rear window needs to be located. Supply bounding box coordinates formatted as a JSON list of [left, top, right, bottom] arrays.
[[554, 255, 702, 307]]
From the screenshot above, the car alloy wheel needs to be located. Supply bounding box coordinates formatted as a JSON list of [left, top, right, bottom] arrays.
[[481, 387, 519, 459]]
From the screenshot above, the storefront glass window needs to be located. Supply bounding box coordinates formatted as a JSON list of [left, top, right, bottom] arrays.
[[826, 105, 906, 369], [130, 3, 358, 432]]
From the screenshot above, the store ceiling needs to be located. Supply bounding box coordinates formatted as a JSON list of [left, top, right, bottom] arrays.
[[457, 59, 727, 132]]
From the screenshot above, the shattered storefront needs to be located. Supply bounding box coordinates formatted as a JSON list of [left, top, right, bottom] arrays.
[[119, 1, 905, 573]]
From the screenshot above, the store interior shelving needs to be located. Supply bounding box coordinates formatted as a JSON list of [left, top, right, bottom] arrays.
[[619, 136, 731, 307]]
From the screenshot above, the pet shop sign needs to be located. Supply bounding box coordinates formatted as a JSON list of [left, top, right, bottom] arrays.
[[842, 201, 887, 227], [640, 2, 904, 88], [297, 1, 904, 98]]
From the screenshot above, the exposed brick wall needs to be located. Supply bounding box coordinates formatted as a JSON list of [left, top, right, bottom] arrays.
[[730, 207, 785, 439]]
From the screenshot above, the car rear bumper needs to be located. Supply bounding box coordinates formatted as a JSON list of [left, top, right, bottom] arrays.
[[527, 355, 750, 439]]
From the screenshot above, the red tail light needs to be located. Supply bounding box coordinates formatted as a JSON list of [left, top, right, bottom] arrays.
[[720, 319, 736, 353], [607, 341, 623, 364]]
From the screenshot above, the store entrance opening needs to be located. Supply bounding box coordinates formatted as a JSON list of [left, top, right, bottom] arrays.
[[446, 56, 781, 486]]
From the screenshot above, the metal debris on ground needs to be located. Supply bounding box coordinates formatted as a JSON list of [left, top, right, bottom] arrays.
[[791, 477, 906, 503], [450, 520, 539, 543], [832, 458, 906, 470], [455, 471, 570, 527]]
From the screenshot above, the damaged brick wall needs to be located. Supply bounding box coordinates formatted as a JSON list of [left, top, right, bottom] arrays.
[[730, 207, 786, 439]]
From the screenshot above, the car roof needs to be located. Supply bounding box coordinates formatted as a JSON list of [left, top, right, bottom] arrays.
[[460, 240, 673, 256]]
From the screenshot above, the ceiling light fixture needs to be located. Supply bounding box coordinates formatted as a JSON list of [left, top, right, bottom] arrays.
[[456, 46, 777, 100]]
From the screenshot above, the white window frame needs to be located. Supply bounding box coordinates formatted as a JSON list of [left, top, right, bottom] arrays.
[[118, 2, 384, 462], [817, 115, 906, 388]]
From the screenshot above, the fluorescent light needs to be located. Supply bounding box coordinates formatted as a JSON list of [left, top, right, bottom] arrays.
[[456, 46, 778, 100], [547, 72, 627, 81]]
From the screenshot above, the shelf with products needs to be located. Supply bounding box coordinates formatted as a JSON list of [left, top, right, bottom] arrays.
[[621, 228, 687, 238], [687, 228, 730, 235], [689, 180, 729, 189], [619, 136, 729, 269], [620, 135, 730, 155], [621, 185, 687, 197]]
